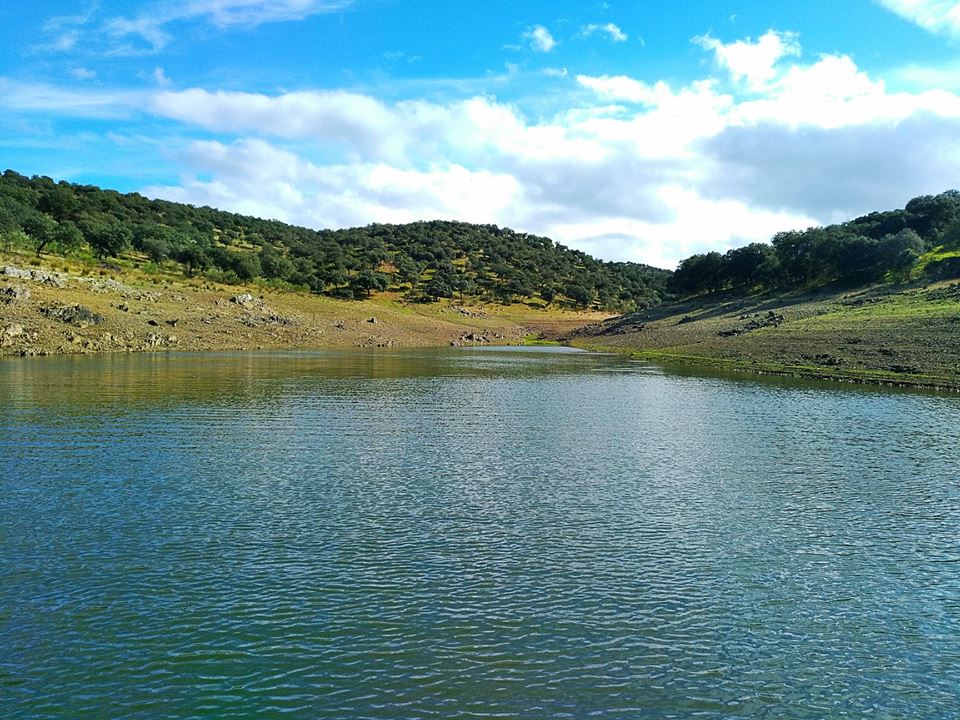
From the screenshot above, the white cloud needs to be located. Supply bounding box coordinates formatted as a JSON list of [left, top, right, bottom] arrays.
[[70, 67, 97, 80], [142, 139, 522, 229], [576, 74, 666, 104], [0, 78, 141, 118], [524, 25, 557, 53], [175, 0, 353, 27], [875, 0, 960, 37], [153, 67, 172, 87], [695, 30, 800, 89], [580, 23, 628, 42], [42, 0, 353, 53], [10, 28, 960, 267]]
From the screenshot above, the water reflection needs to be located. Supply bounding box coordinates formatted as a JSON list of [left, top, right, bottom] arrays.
[[2, 348, 959, 719]]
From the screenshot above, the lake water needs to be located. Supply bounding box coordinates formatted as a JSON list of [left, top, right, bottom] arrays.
[[2, 348, 959, 719]]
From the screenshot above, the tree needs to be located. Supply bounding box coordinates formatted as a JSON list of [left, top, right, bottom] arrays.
[[21, 213, 58, 257], [395, 255, 422, 287], [725, 243, 776, 289], [878, 229, 923, 273], [905, 191, 960, 241], [423, 274, 453, 300], [172, 244, 209, 276], [564, 282, 592, 308], [52, 221, 84, 256], [83, 218, 132, 259], [668, 252, 725, 296], [37, 185, 80, 223], [260, 244, 295, 280], [349, 269, 388, 298]]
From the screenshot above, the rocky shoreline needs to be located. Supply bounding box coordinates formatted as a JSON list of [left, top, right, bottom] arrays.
[[0, 262, 606, 358]]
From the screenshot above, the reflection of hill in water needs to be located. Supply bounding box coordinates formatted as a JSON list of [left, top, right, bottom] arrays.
[[0, 348, 637, 413]]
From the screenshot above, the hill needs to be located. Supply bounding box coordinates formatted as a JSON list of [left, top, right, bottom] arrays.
[[567, 189, 960, 390], [573, 281, 960, 390], [0, 170, 669, 312]]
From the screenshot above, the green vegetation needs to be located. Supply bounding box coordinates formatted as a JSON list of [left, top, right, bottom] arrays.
[[0, 170, 668, 312], [669, 191, 960, 297], [575, 280, 960, 391]]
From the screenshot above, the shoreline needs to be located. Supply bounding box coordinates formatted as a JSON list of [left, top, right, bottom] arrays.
[[0, 256, 610, 360], [6, 255, 960, 393], [572, 344, 960, 392]]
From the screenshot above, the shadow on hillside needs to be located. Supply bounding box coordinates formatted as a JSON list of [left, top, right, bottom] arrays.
[[586, 281, 925, 337]]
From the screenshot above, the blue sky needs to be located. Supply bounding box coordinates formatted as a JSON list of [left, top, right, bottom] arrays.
[[2, 0, 960, 266]]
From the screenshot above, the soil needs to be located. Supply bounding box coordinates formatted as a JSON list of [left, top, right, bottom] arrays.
[[572, 282, 960, 391], [0, 258, 609, 358]]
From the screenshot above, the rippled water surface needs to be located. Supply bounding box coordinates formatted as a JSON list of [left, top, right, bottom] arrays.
[[2, 348, 960, 719]]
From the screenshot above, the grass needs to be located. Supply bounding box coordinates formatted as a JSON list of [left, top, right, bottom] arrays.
[[572, 280, 960, 391], [0, 249, 613, 358]]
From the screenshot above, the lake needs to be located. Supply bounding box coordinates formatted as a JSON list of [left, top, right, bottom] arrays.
[[2, 347, 959, 718]]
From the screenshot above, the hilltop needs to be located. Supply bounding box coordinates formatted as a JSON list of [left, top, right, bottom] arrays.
[[0, 170, 669, 312], [569, 189, 960, 390]]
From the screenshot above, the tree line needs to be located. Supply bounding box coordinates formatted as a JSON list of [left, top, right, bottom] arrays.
[[669, 191, 960, 296], [0, 170, 669, 311]]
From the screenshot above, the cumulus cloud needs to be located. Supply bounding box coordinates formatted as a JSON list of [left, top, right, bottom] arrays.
[[524, 25, 557, 53], [9, 28, 960, 267], [576, 74, 665, 104], [695, 30, 800, 89], [875, 0, 960, 37], [142, 139, 522, 230], [580, 23, 628, 42]]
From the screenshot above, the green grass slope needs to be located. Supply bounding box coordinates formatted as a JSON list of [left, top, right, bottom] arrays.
[[572, 281, 960, 390]]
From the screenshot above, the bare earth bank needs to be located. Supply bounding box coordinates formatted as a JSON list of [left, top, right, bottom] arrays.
[[0, 259, 609, 357], [570, 282, 960, 391]]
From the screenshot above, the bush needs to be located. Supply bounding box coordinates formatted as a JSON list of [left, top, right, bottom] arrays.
[[926, 256, 960, 280]]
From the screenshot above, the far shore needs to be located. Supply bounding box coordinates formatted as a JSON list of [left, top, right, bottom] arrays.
[[0, 255, 610, 359], [570, 280, 960, 393], [6, 254, 960, 393]]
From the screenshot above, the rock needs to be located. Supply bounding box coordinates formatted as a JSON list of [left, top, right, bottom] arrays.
[[231, 293, 256, 307], [1, 266, 65, 288], [367, 316, 379, 324], [2, 323, 24, 337], [40, 304, 104, 327], [1, 285, 30, 303], [1, 266, 29, 280], [239, 312, 294, 328], [147, 319, 160, 326]]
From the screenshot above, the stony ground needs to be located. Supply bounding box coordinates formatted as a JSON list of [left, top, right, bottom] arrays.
[[0, 257, 609, 358], [571, 281, 960, 390]]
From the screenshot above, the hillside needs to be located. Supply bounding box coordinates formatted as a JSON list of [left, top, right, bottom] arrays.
[[0, 170, 669, 312], [0, 253, 611, 357], [568, 188, 960, 390], [573, 280, 960, 390]]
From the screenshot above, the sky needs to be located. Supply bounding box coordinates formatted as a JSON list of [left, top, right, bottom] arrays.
[[2, 1, 960, 268]]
